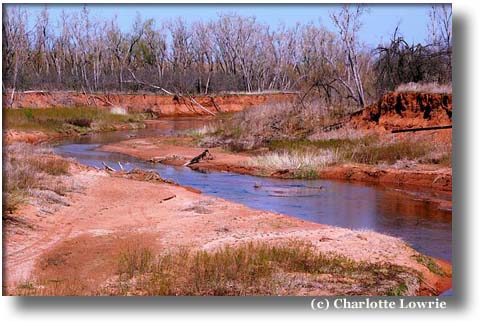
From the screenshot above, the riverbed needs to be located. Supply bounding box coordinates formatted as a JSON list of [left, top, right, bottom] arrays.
[[54, 118, 452, 262]]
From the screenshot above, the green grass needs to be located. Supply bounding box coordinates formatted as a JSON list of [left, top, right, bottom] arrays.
[[386, 283, 409, 296], [347, 140, 431, 165], [411, 254, 446, 277], [4, 107, 144, 134]]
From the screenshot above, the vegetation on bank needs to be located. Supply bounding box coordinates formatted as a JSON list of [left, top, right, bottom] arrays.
[[3, 107, 145, 135], [3, 143, 73, 215], [9, 241, 421, 296], [411, 253, 446, 277], [242, 136, 450, 179], [191, 98, 451, 179]]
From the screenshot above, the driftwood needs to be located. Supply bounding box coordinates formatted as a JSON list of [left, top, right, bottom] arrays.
[[391, 125, 452, 133], [149, 154, 185, 163], [118, 161, 124, 171], [184, 149, 213, 166], [160, 194, 176, 202], [102, 161, 116, 171]]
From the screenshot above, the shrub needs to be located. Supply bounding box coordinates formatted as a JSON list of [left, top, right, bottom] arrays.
[[202, 100, 359, 151]]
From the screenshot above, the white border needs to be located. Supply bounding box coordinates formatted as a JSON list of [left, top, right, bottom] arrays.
[[1, 0, 480, 325]]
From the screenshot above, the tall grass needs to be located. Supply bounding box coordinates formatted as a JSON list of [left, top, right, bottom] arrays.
[[246, 150, 339, 178], [6, 242, 423, 296], [246, 133, 448, 176], [105, 242, 419, 296], [3, 143, 71, 213], [4, 107, 144, 133], [346, 139, 431, 165]]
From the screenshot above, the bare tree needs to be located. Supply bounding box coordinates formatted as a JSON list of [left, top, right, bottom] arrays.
[[427, 4, 452, 50], [3, 6, 30, 98], [330, 5, 367, 107], [2, 5, 451, 106]]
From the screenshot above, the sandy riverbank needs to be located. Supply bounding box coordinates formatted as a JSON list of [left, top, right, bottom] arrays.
[[3, 158, 451, 296]]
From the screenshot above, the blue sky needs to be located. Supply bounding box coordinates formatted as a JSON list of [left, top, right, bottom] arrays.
[[16, 3, 438, 47]]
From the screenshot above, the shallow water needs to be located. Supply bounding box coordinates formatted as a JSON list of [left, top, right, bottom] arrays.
[[54, 119, 452, 263]]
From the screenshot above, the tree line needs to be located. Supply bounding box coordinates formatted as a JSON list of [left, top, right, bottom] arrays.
[[2, 5, 451, 108]]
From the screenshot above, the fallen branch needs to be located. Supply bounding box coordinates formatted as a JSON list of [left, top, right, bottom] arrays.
[[102, 161, 116, 171], [160, 194, 176, 202], [184, 149, 213, 166], [187, 95, 216, 116]]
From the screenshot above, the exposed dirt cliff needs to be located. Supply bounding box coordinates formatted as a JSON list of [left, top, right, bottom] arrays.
[[3, 91, 296, 117], [351, 92, 452, 131]]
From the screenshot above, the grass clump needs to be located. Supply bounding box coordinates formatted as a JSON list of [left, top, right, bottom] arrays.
[[246, 150, 338, 178], [411, 254, 446, 277], [103, 242, 419, 296], [4, 107, 144, 134], [3, 142, 72, 214]]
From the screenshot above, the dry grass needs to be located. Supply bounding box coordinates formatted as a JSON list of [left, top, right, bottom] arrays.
[[6, 241, 422, 296], [244, 129, 450, 177], [346, 138, 431, 165], [395, 82, 452, 94], [201, 100, 358, 151], [246, 150, 339, 178], [308, 126, 371, 142], [3, 142, 73, 214], [100, 242, 420, 296]]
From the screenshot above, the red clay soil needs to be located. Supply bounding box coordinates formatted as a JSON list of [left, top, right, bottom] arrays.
[[100, 136, 452, 193], [3, 163, 451, 296], [3, 91, 296, 116], [318, 164, 452, 193], [3, 130, 53, 144], [351, 92, 452, 131]]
